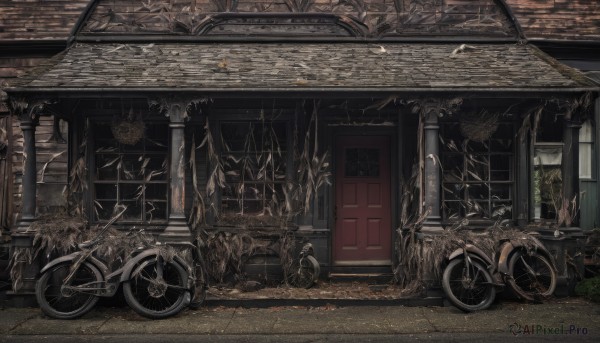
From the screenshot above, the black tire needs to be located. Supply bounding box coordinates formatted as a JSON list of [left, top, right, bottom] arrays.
[[442, 258, 496, 312], [286, 255, 320, 289], [123, 256, 190, 319], [36, 261, 102, 319], [507, 251, 556, 301]]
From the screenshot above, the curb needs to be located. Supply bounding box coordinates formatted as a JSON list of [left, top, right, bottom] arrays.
[[204, 296, 444, 308]]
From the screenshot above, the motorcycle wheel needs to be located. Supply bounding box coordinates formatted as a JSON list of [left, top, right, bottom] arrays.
[[286, 255, 320, 289], [123, 256, 190, 319], [36, 261, 102, 319], [442, 258, 496, 312], [507, 251, 556, 301]]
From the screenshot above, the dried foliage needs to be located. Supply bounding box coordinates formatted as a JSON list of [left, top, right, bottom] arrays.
[[459, 111, 499, 143], [8, 209, 163, 292], [111, 120, 145, 145], [9, 247, 33, 292], [395, 220, 543, 295], [202, 118, 226, 217], [0, 122, 7, 153], [197, 229, 296, 285], [284, 0, 313, 12], [189, 134, 207, 228], [297, 101, 331, 214]]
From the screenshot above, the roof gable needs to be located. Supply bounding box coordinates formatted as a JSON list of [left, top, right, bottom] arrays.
[[81, 0, 518, 40]]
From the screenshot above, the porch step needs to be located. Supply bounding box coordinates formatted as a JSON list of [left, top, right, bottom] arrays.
[[328, 272, 394, 284]]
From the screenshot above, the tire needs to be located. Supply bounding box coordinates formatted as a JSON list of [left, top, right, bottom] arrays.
[[286, 255, 320, 289], [36, 261, 102, 319], [123, 256, 190, 319], [442, 257, 496, 312], [507, 251, 556, 301]]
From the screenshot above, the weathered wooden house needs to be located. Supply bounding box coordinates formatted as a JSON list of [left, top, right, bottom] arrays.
[[1, 0, 599, 295]]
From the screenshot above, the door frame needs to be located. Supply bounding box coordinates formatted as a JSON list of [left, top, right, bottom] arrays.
[[330, 127, 399, 267]]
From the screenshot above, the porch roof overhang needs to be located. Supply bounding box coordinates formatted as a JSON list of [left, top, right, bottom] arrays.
[[5, 42, 599, 98]]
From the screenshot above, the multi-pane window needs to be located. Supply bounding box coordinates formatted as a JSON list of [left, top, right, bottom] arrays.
[[92, 121, 168, 222], [345, 148, 379, 177], [441, 120, 514, 221], [219, 121, 288, 215]]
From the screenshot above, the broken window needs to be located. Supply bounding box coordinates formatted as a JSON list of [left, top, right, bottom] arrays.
[[219, 121, 288, 216], [441, 119, 514, 221], [92, 121, 168, 223]]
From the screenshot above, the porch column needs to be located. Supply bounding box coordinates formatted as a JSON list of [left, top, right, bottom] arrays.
[[9, 98, 44, 296], [9, 99, 46, 233], [422, 107, 442, 230], [562, 119, 581, 226], [516, 121, 529, 226], [161, 99, 191, 243], [16, 116, 38, 232]]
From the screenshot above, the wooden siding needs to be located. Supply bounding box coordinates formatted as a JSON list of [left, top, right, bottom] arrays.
[[506, 0, 600, 40], [580, 180, 598, 229], [0, 0, 91, 40], [8, 114, 68, 228], [0, 55, 50, 112]]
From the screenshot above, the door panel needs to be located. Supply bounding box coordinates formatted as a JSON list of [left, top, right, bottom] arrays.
[[334, 136, 391, 264]]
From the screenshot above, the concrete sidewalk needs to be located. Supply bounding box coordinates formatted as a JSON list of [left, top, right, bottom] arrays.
[[0, 298, 599, 340]]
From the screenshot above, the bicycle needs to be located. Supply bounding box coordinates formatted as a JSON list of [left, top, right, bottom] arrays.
[[442, 232, 557, 312], [35, 206, 192, 319]]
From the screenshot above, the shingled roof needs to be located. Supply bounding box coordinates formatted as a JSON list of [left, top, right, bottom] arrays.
[[0, 0, 91, 41], [506, 0, 600, 41], [10, 42, 595, 94]]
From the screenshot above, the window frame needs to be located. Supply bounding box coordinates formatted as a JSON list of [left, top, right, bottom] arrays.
[[215, 118, 293, 218], [88, 118, 170, 224], [440, 118, 516, 224]]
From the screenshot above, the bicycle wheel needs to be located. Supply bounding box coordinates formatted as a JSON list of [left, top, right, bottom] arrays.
[[508, 251, 556, 301], [442, 258, 496, 312], [36, 261, 102, 319], [286, 255, 320, 289], [123, 256, 190, 319]]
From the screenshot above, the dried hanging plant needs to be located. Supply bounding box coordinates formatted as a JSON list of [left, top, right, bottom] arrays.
[[111, 107, 145, 145], [200, 118, 226, 216], [189, 134, 207, 229], [459, 110, 499, 143], [297, 100, 331, 214], [8, 247, 33, 292]]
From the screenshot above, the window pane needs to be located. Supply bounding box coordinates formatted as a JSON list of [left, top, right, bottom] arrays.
[[95, 184, 117, 200], [579, 143, 592, 179], [345, 148, 379, 177]]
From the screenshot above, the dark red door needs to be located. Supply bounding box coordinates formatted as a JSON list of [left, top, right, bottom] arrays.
[[334, 136, 391, 264]]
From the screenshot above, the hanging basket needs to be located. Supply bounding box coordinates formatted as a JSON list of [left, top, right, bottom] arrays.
[[459, 111, 499, 143], [111, 119, 145, 145]]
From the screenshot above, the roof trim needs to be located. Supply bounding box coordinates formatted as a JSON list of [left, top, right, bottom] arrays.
[[495, 0, 526, 41], [75, 35, 519, 44], [68, 0, 101, 47], [6, 87, 598, 99]]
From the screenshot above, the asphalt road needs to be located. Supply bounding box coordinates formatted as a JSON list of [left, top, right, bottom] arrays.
[[1, 297, 598, 342], [2, 333, 599, 343]]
